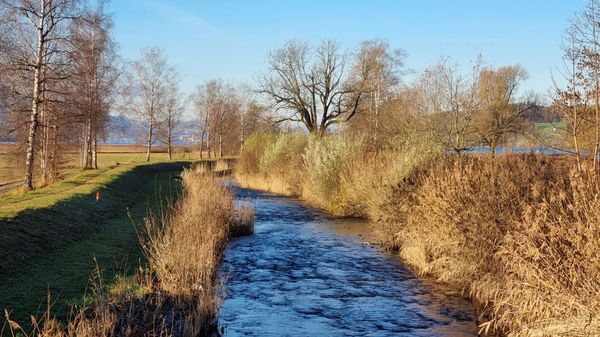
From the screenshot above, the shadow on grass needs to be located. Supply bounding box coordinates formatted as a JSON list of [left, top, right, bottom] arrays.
[[0, 162, 191, 276]]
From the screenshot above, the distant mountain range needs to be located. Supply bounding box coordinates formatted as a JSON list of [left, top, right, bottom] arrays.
[[102, 114, 200, 146]]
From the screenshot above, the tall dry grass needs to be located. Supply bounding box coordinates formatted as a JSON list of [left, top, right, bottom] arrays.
[[374, 154, 600, 337], [235, 132, 306, 196], [3, 170, 253, 337], [235, 132, 433, 217]]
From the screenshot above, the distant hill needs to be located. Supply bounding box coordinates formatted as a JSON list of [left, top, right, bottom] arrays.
[[102, 114, 199, 146]]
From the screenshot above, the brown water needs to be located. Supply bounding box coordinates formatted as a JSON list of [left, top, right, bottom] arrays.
[[218, 184, 479, 336]]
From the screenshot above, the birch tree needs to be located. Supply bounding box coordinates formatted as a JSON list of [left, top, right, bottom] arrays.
[[0, 0, 81, 190], [123, 48, 171, 162], [192, 80, 236, 158], [349, 40, 404, 150], [159, 70, 184, 160], [69, 3, 118, 169]]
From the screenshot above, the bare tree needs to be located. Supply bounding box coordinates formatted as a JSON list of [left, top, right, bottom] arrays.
[[418, 57, 482, 153], [571, 0, 600, 170], [122, 48, 171, 162], [259, 40, 372, 135], [1, 0, 81, 190], [239, 99, 271, 150], [475, 65, 535, 156], [552, 27, 590, 172], [192, 80, 218, 159], [348, 39, 404, 150], [69, 2, 118, 169], [192, 80, 238, 158], [159, 70, 184, 160]]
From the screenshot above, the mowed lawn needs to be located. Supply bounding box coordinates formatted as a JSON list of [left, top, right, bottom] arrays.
[[0, 157, 194, 326]]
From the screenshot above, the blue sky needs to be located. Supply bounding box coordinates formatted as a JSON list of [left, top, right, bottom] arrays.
[[108, 0, 586, 100]]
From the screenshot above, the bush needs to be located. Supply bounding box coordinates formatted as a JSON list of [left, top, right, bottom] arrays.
[[236, 132, 277, 175], [259, 133, 308, 190], [300, 135, 366, 213]]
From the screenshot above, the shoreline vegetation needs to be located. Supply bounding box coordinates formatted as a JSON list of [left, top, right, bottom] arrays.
[[234, 132, 600, 337], [2, 162, 254, 337]]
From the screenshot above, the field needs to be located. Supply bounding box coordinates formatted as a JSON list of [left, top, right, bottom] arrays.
[[0, 144, 200, 192]]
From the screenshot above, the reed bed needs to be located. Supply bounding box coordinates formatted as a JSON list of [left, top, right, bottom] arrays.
[[235, 131, 600, 337]]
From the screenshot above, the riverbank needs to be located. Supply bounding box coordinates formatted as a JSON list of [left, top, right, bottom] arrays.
[[0, 162, 191, 325], [1, 167, 254, 336], [235, 132, 600, 337]]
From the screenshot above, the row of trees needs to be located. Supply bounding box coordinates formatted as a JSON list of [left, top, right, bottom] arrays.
[[0, 1, 268, 191], [259, 39, 536, 156], [0, 0, 118, 189], [191, 81, 272, 159]]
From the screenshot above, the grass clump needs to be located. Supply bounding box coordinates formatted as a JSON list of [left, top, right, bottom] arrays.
[[236, 133, 307, 196]]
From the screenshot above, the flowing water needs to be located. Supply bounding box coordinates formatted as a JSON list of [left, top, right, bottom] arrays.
[[218, 184, 479, 337]]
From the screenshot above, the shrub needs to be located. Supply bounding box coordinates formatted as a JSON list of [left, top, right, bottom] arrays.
[[259, 133, 308, 191], [236, 133, 277, 175], [301, 135, 365, 213]]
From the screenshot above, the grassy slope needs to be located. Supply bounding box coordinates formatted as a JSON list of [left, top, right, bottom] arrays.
[[0, 161, 190, 324]]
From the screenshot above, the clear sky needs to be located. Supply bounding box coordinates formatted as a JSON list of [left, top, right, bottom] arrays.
[[108, 0, 587, 100]]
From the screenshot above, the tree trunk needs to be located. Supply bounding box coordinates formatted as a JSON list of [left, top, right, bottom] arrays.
[[219, 133, 223, 158], [167, 128, 172, 160], [84, 117, 93, 169], [490, 139, 497, 158], [199, 130, 205, 160], [40, 102, 48, 185], [146, 125, 153, 162], [594, 89, 600, 172], [24, 7, 47, 191], [92, 131, 97, 169]]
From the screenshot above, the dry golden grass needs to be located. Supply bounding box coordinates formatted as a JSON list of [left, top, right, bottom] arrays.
[[374, 154, 600, 337], [234, 173, 299, 197], [230, 202, 255, 238], [235, 132, 430, 217], [3, 170, 253, 337]]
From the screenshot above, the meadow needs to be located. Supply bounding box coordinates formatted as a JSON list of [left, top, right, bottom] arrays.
[[0, 143, 197, 188]]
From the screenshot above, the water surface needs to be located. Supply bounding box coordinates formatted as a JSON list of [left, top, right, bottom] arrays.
[[219, 185, 478, 337]]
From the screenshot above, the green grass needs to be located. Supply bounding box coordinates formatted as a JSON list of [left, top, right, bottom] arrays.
[[0, 152, 195, 186], [0, 162, 192, 328], [535, 121, 565, 139]]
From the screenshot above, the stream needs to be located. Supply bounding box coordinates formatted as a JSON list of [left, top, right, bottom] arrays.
[[218, 184, 479, 336]]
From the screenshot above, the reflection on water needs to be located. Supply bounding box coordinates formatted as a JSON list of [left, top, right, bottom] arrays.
[[219, 184, 478, 336]]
